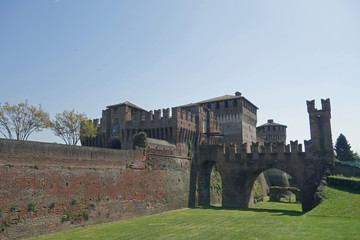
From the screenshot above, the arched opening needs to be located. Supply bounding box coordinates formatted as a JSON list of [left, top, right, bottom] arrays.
[[197, 161, 223, 207], [210, 165, 222, 206], [109, 139, 121, 149], [247, 168, 301, 211]]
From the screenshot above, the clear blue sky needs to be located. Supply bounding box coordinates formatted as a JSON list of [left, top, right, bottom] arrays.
[[1, 1, 359, 152]]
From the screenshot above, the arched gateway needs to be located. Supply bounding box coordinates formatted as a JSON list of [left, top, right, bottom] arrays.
[[196, 99, 334, 212]]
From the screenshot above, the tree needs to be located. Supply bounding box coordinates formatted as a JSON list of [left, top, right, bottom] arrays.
[[353, 152, 360, 162], [0, 101, 49, 140], [50, 109, 97, 145], [334, 134, 354, 161]]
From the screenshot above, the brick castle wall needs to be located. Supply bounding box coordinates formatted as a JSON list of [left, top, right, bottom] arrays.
[[0, 139, 191, 239]]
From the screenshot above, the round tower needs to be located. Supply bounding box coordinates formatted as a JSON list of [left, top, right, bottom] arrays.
[[256, 119, 287, 143]]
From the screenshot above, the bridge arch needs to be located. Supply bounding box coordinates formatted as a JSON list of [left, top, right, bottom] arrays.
[[197, 160, 223, 206], [244, 167, 301, 208]]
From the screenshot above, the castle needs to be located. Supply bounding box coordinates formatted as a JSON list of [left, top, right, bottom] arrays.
[[0, 97, 336, 239], [82, 91, 259, 150]]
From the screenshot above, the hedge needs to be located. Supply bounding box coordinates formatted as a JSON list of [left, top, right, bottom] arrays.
[[269, 186, 300, 202], [327, 175, 360, 190]]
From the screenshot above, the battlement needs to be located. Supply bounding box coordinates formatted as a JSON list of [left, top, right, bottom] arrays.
[[222, 140, 310, 155], [307, 98, 331, 113], [123, 107, 198, 123]]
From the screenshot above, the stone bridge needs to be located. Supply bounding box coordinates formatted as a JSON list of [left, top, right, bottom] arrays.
[[196, 99, 334, 212]]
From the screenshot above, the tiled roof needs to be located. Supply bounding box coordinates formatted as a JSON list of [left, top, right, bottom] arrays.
[[257, 121, 287, 128], [179, 95, 258, 109], [106, 101, 146, 111]]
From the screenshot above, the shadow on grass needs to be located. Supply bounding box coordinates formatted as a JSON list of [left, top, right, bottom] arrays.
[[328, 184, 360, 194], [193, 205, 304, 217]]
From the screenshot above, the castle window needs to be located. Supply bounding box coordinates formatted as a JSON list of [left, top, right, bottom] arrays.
[[225, 101, 229, 108], [234, 100, 238, 107], [216, 102, 220, 109]]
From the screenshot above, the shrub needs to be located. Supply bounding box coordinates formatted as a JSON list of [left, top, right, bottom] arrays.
[[82, 211, 89, 220], [71, 199, 77, 205], [10, 206, 16, 212], [133, 132, 147, 148], [30, 164, 39, 169], [327, 175, 360, 190], [252, 181, 263, 203], [27, 202, 36, 212], [61, 215, 68, 223], [269, 187, 300, 202], [90, 202, 96, 208], [50, 202, 56, 209]]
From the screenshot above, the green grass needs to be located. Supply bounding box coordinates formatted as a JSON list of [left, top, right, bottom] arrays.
[[29, 186, 360, 240]]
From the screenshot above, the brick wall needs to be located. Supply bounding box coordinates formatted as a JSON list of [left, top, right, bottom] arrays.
[[0, 139, 191, 239]]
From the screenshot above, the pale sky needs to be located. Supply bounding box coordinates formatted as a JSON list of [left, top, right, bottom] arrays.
[[1, 1, 359, 152]]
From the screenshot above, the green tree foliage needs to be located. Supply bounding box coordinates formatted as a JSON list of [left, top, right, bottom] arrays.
[[334, 134, 354, 161], [133, 132, 147, 148], [0, 101, 49, 140], [353, 152, 360, 162], [50, 109, 97, 145]]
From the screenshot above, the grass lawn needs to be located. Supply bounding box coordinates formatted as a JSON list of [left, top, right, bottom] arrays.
[[29, 186, 360, 240]]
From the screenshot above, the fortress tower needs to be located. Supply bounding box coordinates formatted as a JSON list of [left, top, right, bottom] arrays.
[[179, 92, 258, 148], [256, 119, 287, 144]]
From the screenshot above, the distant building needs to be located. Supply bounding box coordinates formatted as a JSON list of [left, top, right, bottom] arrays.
[[256, 119, 287, 144]]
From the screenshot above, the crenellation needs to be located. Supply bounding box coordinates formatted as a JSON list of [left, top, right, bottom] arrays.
[[260, 145, 266, 153], [163, 108, 170, 118], [304, 140, 312, 152], [240, 142, 247, 153], [145, 111, 153, 121], [228, 143, 237, 155], [306, 100, 316, 113], [93, 119, 99, 127], [264, 142, 272, 153], [285, 144, 291, 152], [290, 140, 298, 152], [321, 98, 331, 112], [154, 109, 161, 120], [251, 142, 259, 153], [273, 142, 285, 153]]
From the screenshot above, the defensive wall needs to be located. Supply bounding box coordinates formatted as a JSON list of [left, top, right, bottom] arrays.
[[0, 139, 191, 239], [334, 162, 360, 177], [84, 105, 221, 149]]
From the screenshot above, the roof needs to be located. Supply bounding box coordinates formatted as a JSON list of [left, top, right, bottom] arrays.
[[106, 101, 146, 111], [257, 120, 287, 128], [179, 94, 258, 109]]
